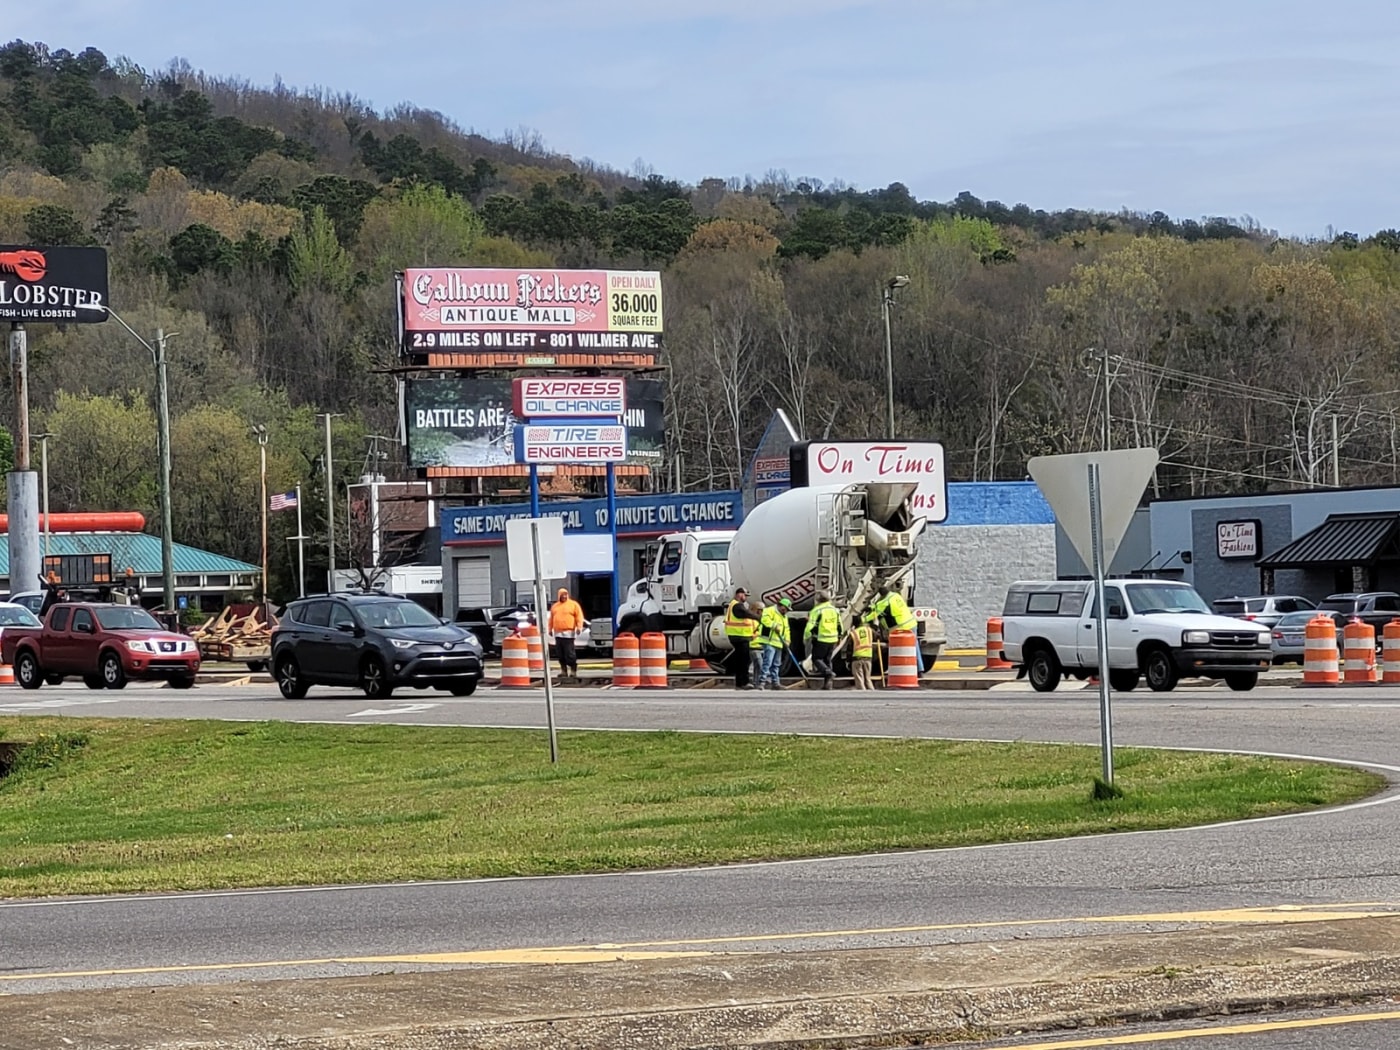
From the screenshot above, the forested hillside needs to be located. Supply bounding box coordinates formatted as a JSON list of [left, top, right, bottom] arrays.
[[2, 39, 1399, 591]]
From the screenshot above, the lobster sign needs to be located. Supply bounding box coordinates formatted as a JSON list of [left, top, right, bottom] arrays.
[[0, 245, 109, 324]]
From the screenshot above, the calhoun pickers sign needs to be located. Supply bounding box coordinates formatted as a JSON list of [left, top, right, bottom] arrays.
[[0, 246, 109, 323]]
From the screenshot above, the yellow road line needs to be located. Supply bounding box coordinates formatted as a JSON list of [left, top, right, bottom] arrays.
[[990, 1009, 1400, 1048], [4, 903, 1395, 982]]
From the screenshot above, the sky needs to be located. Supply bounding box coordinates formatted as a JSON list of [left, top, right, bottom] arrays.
[[9, 0, 1400, 239]]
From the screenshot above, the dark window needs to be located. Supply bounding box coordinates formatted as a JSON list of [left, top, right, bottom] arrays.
[[71, 608, 94, 633], [1320, 598, 1356, 613], [1213, 600, 1247, 615], [1088, 586, 1125, 618], [1274, 598, 1299, 614], [1372, 595, 1400, 613], [1025, 592, 1061, 614], [658, 541, 683, 575], [1245, 599, 1266, 612], [696, 542, 730, 562], [50, 606, 70, 631], [330, 604, 357, 630], [206, 575, 231, 588], [301, 601, 332, 627]]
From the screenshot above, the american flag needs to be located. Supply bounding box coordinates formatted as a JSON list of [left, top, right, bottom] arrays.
[[270, 490, 298, 512]]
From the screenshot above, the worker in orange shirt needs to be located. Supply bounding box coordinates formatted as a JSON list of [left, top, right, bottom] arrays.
[[548, 587, 586, 683]]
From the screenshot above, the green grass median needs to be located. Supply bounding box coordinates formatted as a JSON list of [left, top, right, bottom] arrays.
[[0, 718, 1383, 898]]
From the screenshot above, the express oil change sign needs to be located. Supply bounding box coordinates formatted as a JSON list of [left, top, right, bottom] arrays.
[[0, 246, 109, 323]]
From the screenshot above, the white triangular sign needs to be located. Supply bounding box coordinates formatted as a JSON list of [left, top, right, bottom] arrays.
[[1027, 448, 1159, 571]]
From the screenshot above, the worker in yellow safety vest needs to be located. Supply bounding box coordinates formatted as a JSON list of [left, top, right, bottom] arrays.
[[724, 586, 759, 689], [864, 583, 922, 672], [756, 597, 792, 689], [805, 590, 842, 689], [839, 621, 875, 690]]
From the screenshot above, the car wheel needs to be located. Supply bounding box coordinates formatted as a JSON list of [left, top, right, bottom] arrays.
[[83, 674, 105, 690], [360, 656, 394, 699], [168, 675, 196, 690], [449, 679, 478, 697], [274, 654, 309, 699], [1027, 646, 1061, 693], [14, 651, 42, 690], [101, 651, 127, 690], [1108, 669, 1140, 692], [1224, 671, 1258, 692], [44, 674, 63, 686], [1143, 647, 1178, 692]]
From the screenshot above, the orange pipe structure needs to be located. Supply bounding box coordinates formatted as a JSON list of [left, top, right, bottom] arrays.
[[0, 512, 147, 533]]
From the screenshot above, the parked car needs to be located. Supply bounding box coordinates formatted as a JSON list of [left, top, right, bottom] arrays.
[[272, 591, 484, 699], [5, 591, 46, 615], [1270, 609, 1345, 664], [0, 601, 200, 689], [1211, 594, 1316, 629], [491, 603, 593, 654], [454, 605, 523, 654], [1317, 592, 1400, 632]]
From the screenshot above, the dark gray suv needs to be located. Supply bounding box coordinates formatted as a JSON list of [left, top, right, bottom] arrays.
[[272, 592, 484, 699]]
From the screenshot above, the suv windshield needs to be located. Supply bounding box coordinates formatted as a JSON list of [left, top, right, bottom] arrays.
[[357, 599, 440, 629], [94, 606, 163, 631], [1126, 583, 1210, 615]]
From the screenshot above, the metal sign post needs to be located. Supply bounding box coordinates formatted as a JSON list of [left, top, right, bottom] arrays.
[[1088, 462, 1114, 784], [507, 516, 567, 764], [531, 520, 559, 764]]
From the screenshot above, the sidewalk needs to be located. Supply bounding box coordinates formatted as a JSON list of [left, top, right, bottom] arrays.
[[6, 916, 1398, 1049]]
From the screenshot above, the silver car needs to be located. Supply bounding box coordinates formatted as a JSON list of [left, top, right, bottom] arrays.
[[1212, 594, 1316, 629], [1270, 609, 1344, 664]]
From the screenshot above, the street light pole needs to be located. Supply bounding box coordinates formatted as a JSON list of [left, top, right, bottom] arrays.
[[882, 275, 909, 439], [253, 425, 269, 605], [78, 305, 177, 609], [320, 412, 341, 592]]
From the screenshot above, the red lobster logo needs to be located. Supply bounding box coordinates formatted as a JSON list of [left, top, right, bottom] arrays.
[[0, 250, 47, 282]]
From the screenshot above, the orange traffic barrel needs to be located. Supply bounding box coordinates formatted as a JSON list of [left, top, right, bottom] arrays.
[[886, 629, 920, 689], [0, 662, 13, 686], [520, 624, 544, 674], [1383, 619, 1400, 684], [499, 633, 533, 689], [1342, 618, 1377, 685], [1302, 613, 1340, 686], [984, 616, 1013, 670], [612, 632, 640, 688], [639, 632, 668, 688]]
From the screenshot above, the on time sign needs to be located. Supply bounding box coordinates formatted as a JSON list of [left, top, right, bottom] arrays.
[[515, 424, 627, 464], [790, 440, 948, 523]]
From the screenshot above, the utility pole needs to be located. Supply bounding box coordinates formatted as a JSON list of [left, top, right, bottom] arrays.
[[321, 413, 341, 592], [253, 425, 269, 605], [881, 276, 909, 439], [1081, 347, 1112, 451], [8, 321, 40, 597], [1332, 415, 1341, 487], [156, 328, 175, 611], [34, 433, 51, 558]]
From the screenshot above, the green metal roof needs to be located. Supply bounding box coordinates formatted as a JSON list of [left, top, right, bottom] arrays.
[[0, 531, 257, 579]]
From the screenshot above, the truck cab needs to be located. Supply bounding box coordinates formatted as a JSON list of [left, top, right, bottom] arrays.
[[616, 530, 737, 651]]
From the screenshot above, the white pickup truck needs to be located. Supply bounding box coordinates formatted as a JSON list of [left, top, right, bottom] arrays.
[[1000, 579, 1273, 693]]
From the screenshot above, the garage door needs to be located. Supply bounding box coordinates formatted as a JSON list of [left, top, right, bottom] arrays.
[[454, 557, 492, 609]]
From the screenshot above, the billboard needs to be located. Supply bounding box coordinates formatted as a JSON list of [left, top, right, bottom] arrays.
[[397, 268, 662, 366], [789, 440, 948, 523], [0, 246, 109, 323], [515, 424, 627, 464], [443, 490, 744, 543], [405, 376, 663, 470], [512, 377, 625, 419]]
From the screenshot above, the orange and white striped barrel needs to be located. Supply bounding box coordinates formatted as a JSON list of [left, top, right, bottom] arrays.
[[1342, 618, 1377, 684], [639, 632, 668, 688], [886, 629, 920, 688], [612, 633, 640, 688], [521, 624, 544, 674], [1383, 619, 1400, 684], [1302, 614, 1340, 687], [499, 633, 533, 689], [0, 662, 14, 686], [984, 616, 1013, 670]]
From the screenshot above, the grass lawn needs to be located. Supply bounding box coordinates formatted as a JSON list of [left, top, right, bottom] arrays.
[[0, 717, 1383, 898]]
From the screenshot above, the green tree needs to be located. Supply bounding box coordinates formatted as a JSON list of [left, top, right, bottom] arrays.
[[288, 206, 354, 297], [354, 183, 483, 274], [40, 393, 157, 516], [23, 203, 92, 245]]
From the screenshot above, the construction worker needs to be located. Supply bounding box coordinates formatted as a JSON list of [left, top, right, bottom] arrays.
[[724, 586, 759, 689], [805, 590, 842, 689], [548, 587, 586, 683], [757, 597, 792, 689], [839, 620, 875, 690], [865, 583, 923, 673]]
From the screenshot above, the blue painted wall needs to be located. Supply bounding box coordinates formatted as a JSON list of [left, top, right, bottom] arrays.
[[941, 482, 1054, 526]]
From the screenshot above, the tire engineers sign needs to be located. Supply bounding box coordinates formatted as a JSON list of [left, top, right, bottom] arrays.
[[515, 424, 628, 465], [397, 268, 662, 360], [0, 245, 109, 323]]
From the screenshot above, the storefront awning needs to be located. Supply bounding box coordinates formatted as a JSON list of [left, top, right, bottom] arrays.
[[1257, 512, 1400, 569]]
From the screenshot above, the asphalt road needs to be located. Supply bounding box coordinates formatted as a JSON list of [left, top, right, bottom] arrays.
[[2, 680, 1399, 1002]]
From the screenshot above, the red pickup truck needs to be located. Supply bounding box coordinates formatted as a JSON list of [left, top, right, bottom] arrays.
[[1, 602, 200, 690]]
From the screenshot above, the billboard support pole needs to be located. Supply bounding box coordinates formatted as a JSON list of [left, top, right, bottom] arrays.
[[7, 322, 40, 598], [607, 461, 619, 621], [529, 464, 540, 519]]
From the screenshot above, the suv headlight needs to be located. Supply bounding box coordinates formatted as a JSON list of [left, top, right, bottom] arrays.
[[389, 638, 418, 650], [126, 640, 155, 653], [1182, 630, 1210, 645]]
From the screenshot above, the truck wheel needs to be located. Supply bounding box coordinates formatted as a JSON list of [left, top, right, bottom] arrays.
[[1027, 647, 1061, 692], [274, 655, 309, 699], [360, 656, 394, 699], [618, 616, 645, 637], [100, 651, 127, 690], [1224, 671, 1258, 692], [44, 674, 63, 686], [1108, 669, 1140, 692], [83, 674, 104, 690], [168, 676, 196, 690], [14, 651, 42, 690], [1143, 647, 1179, 692]]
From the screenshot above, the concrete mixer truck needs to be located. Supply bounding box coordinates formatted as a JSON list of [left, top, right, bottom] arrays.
[[615, 482, 946, 666]]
